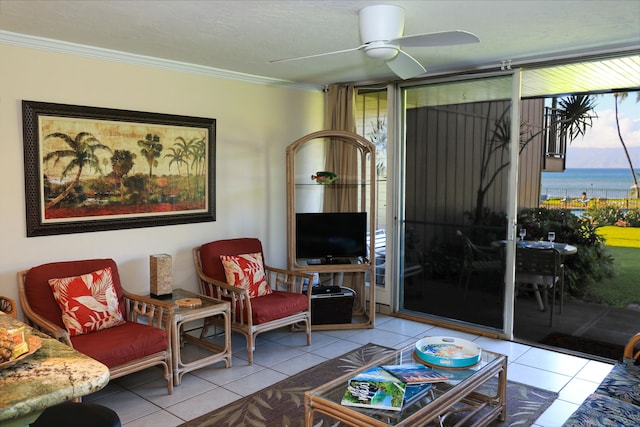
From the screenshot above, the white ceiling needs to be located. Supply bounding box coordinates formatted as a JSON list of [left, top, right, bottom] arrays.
[[1, 0, 639, 90]]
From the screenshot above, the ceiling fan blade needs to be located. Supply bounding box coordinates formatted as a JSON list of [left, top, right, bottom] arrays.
[[393, 30, 480, 47], [385, 50, 426, 80], [268, 45, 363, 64]]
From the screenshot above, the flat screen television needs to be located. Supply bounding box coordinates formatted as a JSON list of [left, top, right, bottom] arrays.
[[296, 212, 367, 263]]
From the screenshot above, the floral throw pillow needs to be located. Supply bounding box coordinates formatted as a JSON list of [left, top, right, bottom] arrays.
[[48, 267, 125, 336], [220, 252, 273, 298]]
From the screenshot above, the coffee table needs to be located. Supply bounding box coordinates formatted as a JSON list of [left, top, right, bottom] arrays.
[[163, 288, 232, 385], [304, 342, 507, 426]]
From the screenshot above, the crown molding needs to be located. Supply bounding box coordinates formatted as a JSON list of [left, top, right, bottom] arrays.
[[0, 30, 322, 91]]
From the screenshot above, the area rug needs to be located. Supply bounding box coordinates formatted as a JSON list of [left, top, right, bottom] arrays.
[[541, 332, 624, 361], [180, 343, 557, 427]]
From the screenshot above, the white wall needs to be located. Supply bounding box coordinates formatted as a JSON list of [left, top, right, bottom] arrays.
[[0, 43, 324, 319]]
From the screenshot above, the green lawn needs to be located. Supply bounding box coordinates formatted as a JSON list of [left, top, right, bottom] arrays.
[[591, 226, 640, 307], [596, 225, 640, 248]]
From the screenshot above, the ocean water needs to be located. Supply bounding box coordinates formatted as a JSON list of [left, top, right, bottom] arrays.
[[541, 168, 637, 199]]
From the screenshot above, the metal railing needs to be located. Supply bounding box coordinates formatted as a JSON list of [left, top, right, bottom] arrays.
[[541, 187, 640, 210]]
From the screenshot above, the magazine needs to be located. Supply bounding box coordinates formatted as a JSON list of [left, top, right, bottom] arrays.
[[351, 382, 433, 421], [434, 360, 487, 385], [403, 382, 433, 405], [381, 364, 449, 384], [340, 366, 407, 411]]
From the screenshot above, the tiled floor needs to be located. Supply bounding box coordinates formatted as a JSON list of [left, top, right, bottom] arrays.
[[85, 314, 614, 427]]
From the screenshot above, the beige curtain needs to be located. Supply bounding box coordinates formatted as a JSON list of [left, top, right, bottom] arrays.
[[324, 84, 358, 212]]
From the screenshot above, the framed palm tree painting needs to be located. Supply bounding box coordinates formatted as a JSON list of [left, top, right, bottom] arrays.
[[22, 100, 216, 237]]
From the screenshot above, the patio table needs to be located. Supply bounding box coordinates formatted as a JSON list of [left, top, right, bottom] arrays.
[[493, 240, 577, 255], [518, 241, 577, 255]]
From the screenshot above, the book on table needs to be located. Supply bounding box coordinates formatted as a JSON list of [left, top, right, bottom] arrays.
[[340, 366, 407, 411], [350, 383, 434, 421], [402, 382, 433, 405], [381, 364, 449, 384], [341, 364, 444, 411]]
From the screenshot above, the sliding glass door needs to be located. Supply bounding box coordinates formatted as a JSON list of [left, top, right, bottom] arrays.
[[395, 73, 520, 335]]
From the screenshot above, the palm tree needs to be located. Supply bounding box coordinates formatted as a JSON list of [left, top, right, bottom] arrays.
[[43, 132, 111, 209], [172, 137, 197, 199], [556, 95, 598, 141], [190, 138, 206, 197], [473, 95, 597, 224], [163, 146, 187, 197], [111, 149, 137, 202], [473, 104, 511, 224], [612, 91, 638, 198], [137, 134, 162, 200], [164, 146, 186, 175]]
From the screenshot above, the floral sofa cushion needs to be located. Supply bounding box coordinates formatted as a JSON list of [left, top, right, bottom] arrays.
[[562, 393, 640, 426], [563, 347, 640, 427], [595, 361, 640, 406]]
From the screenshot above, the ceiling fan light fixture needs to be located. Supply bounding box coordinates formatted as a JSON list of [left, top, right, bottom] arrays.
[[363, 42, 399, 60]]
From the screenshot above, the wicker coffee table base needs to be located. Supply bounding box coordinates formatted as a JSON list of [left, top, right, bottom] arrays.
[[304, 344, 507, 427]]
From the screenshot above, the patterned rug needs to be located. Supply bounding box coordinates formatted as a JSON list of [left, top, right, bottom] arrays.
[[180, 343, 557, 427]]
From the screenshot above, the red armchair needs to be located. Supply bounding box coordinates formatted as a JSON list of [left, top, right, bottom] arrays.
[[18, 258, 174, 394], [193, 238, 312, 364]]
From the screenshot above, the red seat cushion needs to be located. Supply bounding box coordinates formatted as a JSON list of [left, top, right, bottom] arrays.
[[249, 291, 308, 325], [71, 321, 167, 368]]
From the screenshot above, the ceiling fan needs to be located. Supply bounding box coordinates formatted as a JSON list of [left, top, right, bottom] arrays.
[[269, 4, 480, 80]]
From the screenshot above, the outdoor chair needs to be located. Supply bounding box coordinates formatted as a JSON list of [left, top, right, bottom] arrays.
[[18, 258, 174, 394], [193, 238, 313, 365], [515, 247, 564, 326], [456, 230, 503, 295]]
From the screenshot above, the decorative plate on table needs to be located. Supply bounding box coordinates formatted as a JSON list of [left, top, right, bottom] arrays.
[[414, 336, 481, 369], [175, 298, 202, 308], [0, 335, 42, 370]]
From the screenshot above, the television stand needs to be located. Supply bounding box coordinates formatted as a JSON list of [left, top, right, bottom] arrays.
[[287, 130, 376, 331]]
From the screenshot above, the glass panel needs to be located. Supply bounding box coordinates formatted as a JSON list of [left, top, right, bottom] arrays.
[[399, 76, 514, 332], [356, 88, 388, 288]]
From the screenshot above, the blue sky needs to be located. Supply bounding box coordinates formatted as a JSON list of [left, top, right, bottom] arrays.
[[566, 92, 640, 168]]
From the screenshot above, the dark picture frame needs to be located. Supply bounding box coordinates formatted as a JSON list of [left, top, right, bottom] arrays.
[[22, 100, 216, 237]]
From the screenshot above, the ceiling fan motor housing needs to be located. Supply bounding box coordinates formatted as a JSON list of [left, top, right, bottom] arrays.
[[359, 4, 404, 60]]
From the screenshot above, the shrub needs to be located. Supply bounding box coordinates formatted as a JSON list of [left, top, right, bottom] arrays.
[[624, 209, 640, 227], [585, 203, 625, 226], [517, 207, 616, 298]]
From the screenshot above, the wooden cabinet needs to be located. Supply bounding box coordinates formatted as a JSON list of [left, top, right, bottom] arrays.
[[286, 130, 376, 329]]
